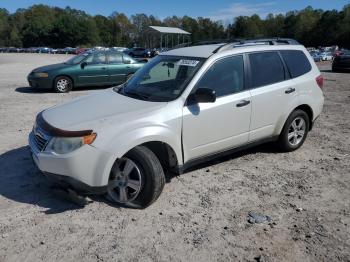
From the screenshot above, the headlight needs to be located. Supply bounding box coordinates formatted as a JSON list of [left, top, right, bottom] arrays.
[[46, 133, 97, 154], [34, 72, 49, 78]]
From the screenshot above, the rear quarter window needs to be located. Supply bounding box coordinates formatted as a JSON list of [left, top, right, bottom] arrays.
[[280, 50, 312, 78]]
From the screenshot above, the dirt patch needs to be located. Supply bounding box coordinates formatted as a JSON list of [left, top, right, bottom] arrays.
[[0, 54, 349, 261]]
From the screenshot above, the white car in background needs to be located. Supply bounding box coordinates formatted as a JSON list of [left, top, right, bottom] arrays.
[[29, 38, 324, 208], [320, 52, 333, 61], [111, 47, 129, 52]]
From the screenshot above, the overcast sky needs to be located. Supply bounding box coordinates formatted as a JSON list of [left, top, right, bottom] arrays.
[[2, 0, 349, 21]]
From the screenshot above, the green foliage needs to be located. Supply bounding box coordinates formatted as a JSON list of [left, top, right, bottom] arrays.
[[94, 15, 113, 46], [228, 6, 349, 48], [0, 4, 349, 48], [0, 8, 9, 46], [21, 5, 55, 47], [338, 4, 350, 47]]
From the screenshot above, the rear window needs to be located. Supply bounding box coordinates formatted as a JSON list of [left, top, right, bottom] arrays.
[[280, 50, 312, 78], [249, 52, 285, 88]]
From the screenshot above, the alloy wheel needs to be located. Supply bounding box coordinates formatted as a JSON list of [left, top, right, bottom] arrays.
[[107, 158, 142, 204], [56, 79, 69, 92], [287, 117, 306, 146]]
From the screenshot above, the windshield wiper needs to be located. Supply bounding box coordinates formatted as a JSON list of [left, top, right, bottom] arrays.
[[115, 85, 155, 101], [124, 90, 150, 101], [114, 84, 124, 94]]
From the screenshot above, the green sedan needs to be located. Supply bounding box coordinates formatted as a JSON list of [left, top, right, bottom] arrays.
[[27, 51, 145, 93]]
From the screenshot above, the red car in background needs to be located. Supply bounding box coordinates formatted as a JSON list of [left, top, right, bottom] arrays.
[[75, 48, 89, 54], [333, 50, 344, 57]]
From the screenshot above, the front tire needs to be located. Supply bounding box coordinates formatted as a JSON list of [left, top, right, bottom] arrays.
[[278, 110, 310, 152], [107, 146, 165, 209], [54, 76, 73, 93]]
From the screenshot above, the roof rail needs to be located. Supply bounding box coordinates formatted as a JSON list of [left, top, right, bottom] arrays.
[[171, 39, 231, 50], [213, 38, 300, 53]]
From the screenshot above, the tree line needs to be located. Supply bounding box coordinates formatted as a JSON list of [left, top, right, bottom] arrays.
[[0, 4, 349, 48]]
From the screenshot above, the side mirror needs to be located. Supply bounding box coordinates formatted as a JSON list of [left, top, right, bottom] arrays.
[[187, 88, 216, 105], [124, 59, 131, 64], [81, 62, 87, 69]]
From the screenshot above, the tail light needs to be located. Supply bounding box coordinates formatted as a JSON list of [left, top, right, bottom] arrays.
[[316, 75, 324, 89]]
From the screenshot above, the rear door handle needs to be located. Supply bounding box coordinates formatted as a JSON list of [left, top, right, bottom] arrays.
[[101, 67, 107, 70], [285, 87, 296, 94], [236, 100, 250, 107]]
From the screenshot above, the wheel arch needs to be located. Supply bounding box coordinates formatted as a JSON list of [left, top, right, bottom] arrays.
[[99, 128, 183, 186], [294, 104, 314, 130], [140, 141, 179, 174], [101, 140, 180, 186], [275, 103, 315, 135]]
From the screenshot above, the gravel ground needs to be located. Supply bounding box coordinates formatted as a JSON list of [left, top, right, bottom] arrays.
[[0, 53, 349, 262]]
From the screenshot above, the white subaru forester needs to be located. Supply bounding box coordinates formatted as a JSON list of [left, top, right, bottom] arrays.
[[29, 39, 324, 208]]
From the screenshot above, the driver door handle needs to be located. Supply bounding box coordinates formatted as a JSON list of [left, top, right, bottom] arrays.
[[236, 100, 250, 107]]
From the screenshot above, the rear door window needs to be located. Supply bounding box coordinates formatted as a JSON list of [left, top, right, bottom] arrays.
[[108, 52, 123, 64], [280, 50, 312, 78], [249, 52, 285, 88], [85, 52, 106, 64]]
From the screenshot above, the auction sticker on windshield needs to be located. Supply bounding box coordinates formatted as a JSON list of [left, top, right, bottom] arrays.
[[177, 59, 200, 67]]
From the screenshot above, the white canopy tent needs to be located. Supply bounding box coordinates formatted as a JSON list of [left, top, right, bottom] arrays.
[[149, 26, 191, 49]]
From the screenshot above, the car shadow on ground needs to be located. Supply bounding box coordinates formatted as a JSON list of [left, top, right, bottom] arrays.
[[15, 86, 51, 94], [0, 146, 83, 214], [0, 143, 280, 211], [15, 85, 112, 94], [320, 69, 335, 73], [169, 142, 280, 179]]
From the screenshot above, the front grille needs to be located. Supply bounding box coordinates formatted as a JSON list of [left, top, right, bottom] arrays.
[[34, 133, 48, 151], [31, 124, 51, 153]]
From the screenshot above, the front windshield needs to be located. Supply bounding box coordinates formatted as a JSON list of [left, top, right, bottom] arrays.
[[65, 53, 89, 65], [117, 55, 205, 102]]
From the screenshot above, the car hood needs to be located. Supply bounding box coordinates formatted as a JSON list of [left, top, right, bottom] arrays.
[[42, 88, 167, 131], [32, 63, 68, 73]]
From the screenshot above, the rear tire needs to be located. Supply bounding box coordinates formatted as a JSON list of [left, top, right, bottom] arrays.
[[107, 146, 165, 209], [54, 76, 73, 93], [278, 110, 310, 152]]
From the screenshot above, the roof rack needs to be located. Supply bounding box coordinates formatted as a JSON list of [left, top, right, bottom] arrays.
[[171, 39, 229, 50], [213, 38, 300, 53], [192, 40, 229, 46]]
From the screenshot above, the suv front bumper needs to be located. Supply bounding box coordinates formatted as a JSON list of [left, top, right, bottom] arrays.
[[29, 131, 113, 191], [43, 172, 107, 195]]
